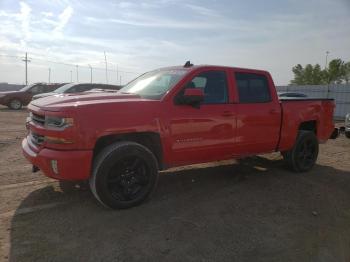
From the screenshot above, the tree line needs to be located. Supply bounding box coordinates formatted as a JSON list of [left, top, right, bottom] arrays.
[[290, 59, 350, 85]]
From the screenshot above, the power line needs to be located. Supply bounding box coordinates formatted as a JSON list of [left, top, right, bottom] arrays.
[[0, 53, 141, 75]]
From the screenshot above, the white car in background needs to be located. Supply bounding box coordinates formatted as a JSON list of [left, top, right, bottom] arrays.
[[346, 113, 350, 138]]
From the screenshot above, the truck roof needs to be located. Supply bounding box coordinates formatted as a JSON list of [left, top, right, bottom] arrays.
[[157, 64, 270, 75]]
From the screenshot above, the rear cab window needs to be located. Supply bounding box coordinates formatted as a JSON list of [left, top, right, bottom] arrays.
[[235, 72, 271, 103]]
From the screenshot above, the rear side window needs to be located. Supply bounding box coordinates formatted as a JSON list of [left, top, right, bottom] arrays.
[[235, 72, 271, 103]]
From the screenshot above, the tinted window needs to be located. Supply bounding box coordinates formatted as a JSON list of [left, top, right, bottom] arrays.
[[43, 85, 52, 92], [78, 85, 93, 92], [44, 85, 57, 92], [235, 73, 271, 103], [186, 71, 228, 104], [67, 85, 91, 93], [29, 85, 45, 94]]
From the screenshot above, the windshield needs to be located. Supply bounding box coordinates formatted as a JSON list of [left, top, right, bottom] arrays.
[[20, 84, 36, 92], [119, 69, 188, 99], [53, 83, 76, 93]]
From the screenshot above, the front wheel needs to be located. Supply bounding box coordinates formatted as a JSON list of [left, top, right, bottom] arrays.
[[9, 99, 22, 110], [282, 131, 319, 172], [90, 141, 159, 209]]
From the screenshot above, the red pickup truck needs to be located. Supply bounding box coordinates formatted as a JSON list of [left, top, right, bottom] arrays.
[[22, 64, 337, 209]]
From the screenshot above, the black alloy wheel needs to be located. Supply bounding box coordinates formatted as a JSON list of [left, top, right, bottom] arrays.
[[107, 157, 150, 201], [282, 131, 319, 172], [90, 141, 159, 209]]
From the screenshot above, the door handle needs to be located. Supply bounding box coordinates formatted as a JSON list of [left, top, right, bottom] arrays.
[[222, 111, 233, 117]]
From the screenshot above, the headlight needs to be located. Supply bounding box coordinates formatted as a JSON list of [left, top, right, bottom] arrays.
[[45, 116, 74, 129]]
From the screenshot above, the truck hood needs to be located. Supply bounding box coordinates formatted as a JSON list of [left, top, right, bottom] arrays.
[[30, 92, 145, 112]]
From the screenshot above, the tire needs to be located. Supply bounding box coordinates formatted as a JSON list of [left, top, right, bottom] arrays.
[[282, 131, 319, 172], [9, 99, 22, 110], [346, 131, 350, 139], [90, 141, 159, 209]]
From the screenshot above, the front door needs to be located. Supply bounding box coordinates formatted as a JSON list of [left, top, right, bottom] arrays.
[[166, 70, 237, 166]]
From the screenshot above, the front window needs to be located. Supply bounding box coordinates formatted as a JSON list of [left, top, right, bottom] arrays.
[[29, 85, 46, 94], [119, 69, 187, 99], [20, 84, 36, 92], [184, 71, 229, 104], [53, 83, 76, 94]]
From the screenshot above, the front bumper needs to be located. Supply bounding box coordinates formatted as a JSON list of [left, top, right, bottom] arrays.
[[22, 138, 93, 180]]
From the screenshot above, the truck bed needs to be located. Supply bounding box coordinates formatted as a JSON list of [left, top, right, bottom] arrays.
[[278, 98, 335, 151]]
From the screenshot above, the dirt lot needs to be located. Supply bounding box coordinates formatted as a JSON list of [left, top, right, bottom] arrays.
[[0, 106, 350, 262]]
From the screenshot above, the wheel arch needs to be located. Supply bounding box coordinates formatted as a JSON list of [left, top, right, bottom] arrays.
[[93, 132, 164, 170], [298, 120, 317, 135]]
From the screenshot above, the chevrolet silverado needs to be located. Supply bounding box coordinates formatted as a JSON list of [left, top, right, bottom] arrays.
[[22, 64, 337, 209]]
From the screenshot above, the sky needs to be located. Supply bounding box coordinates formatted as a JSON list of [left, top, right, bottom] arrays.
[[0, 0, 349, 85]]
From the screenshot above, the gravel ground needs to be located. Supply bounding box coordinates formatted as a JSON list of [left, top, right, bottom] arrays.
[[0, 106, 350, 262]]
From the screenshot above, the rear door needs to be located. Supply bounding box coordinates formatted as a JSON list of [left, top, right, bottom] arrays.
[[233, 71, 281, 155]]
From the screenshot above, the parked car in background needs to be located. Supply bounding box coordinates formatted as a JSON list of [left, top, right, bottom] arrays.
[[278, 92, 307, 98], [0, 83, 64, 110], [346, 113, 350, 138], [32, 83, 122, 100]]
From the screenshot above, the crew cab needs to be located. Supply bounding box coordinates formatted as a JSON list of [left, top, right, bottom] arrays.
[[0, 83, 64, 109], [22, 64, 337, 209]]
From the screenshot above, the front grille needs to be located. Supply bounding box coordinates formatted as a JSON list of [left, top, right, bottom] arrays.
[[31, 113, 45, 126], [31, 132, 44, 146]]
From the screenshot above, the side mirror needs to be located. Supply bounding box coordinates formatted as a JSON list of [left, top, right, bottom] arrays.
[[182, 88, 204, 106]]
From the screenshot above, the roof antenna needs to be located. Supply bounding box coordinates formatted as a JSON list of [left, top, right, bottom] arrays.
[[184, 60, 193, 68]]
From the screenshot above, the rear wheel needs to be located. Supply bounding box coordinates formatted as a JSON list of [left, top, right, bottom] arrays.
[[9, 99, 22, 110], [90, 141, 159, 209], [282, 131, 319, 172]]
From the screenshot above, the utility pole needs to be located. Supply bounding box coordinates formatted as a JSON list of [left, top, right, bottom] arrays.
[[88, 64, 92, 83], [116, 65, 119, 84], [120, 75, 122, 85], [325, 51, 330, 69], [104, 51, 108, 84], [48, 68, 51, 83], [76, 65, 79, 82], [70, 70, 72, 82], [325, 51, 330, 98], [22, 52, 31, 85]]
